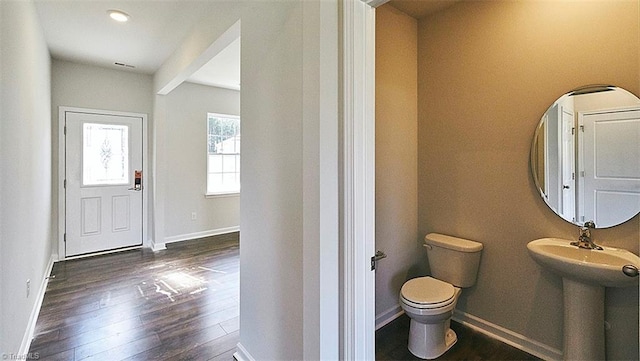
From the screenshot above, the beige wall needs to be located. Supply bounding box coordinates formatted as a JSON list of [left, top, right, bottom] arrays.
[[375, 5, 421, 325], [416, 1, 639, 359]]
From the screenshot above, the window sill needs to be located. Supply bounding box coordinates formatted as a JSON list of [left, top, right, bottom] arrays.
[[205, 192, 240, 199]]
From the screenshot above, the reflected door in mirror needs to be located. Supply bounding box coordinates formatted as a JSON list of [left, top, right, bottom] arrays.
[[579, 108, 640, 227], [531, 86, 640, 228]]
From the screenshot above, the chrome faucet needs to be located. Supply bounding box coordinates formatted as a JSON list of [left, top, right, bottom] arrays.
[[570, 221, 602, 250]]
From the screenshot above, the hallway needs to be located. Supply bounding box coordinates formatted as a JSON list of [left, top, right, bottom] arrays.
[[29, 233, 239, 360]]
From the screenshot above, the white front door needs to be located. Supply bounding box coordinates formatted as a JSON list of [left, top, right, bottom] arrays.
[[65, 111, 143, 257]]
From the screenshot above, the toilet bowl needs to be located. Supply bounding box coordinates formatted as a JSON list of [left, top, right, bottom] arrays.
[[399, 233, 483, 359], [400, 276, 461, 359]]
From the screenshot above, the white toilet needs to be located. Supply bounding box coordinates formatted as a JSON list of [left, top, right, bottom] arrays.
[[399, 233, 483, 359]]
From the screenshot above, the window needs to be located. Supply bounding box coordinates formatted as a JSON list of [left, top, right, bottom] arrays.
[[207, 113, 240, 195]]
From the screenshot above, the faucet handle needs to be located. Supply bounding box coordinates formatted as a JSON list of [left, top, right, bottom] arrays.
[[579, 221, 595, 238]]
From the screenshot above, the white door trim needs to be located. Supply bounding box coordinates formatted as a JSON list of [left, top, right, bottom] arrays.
[[58, 106, 149, 260], [341, 0, 376, 359]]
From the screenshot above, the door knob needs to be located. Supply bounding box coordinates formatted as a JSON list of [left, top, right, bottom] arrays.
[[371, 250, 387, 270]]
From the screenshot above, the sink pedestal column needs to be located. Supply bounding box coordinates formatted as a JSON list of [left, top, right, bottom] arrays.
[[562, 278, 605, 361]]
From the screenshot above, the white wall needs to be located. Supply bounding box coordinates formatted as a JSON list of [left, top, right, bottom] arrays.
[[161, 82, 240, 241], [0, 0, 53, 354], [240, 3, 305, 358], [240, 1, 340, 359], [51, 59, 154, 250], [153, 1, 341, 358], [573, 88, 640, 113]]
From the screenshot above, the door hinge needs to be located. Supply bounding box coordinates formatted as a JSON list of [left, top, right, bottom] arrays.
[[571, 127, 575, 135], [579, 125, 585, 132], [63, 233, 66, 243], [64, 179, 66, 188], [64, 125, 67, 135]]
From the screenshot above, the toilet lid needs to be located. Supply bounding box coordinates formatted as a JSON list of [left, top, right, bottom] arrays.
[[401, 277, 455, 306]]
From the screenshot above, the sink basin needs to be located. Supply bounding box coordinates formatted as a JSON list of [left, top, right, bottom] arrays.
[[528, 237, 640, 360], [527, 237, 640, 288]]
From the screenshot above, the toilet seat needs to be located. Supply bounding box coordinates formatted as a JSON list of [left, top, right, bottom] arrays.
[[400, 277, 455, 309]]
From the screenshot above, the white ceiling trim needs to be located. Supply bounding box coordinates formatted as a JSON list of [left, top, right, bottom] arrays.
[[157, 20, 241, 95], [360, 0, 390, 8], [187, 36, 240, 91]]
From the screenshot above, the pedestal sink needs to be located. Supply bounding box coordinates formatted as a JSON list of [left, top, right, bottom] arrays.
[[527, 238, 640, 361]]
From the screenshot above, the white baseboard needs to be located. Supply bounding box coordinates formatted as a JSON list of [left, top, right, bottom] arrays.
[[19, 254, 56, 355], [375, 304, 404, 330], [373, 303, 562, 361], [150, 238, 167, 252], [233, 342, 255, 361], [163, 227, 239, 246], [452, 310, 562, 361], [64, 246, 143, 261]]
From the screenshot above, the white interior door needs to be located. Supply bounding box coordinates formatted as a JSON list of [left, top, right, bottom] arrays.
[[65, 111, 143, 256], [581, 107, 640, 226]]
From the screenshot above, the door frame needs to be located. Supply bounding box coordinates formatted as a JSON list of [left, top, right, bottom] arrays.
[[342, 0, 378, 359], [57, 106, 149, 260]]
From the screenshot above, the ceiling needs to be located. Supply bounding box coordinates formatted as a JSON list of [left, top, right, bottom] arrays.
[[34, 0, 241, 90], [388, 0, 461, 19], [33, 0, 456, 91]]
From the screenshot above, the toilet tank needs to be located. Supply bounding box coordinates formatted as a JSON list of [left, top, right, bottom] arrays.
[[424, 233, 483, 288]]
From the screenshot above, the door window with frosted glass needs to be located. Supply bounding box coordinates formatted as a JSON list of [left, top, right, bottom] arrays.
[[83, 123, 129, 186]]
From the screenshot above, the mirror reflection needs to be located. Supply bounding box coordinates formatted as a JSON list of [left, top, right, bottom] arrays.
[[531, 85, 640, 228]]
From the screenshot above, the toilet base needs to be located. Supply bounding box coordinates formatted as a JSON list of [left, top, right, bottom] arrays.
[[407, 318, 458, 359]]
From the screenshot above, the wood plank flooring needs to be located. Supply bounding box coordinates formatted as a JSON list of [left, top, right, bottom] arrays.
[[29, 233, 240, 361], [31, 232, 540, 360], [376, 314, 541, 361]]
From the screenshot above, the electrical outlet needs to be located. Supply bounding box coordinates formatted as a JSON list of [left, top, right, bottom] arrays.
[[191, 212, 197, 221], [26, 279, 31, 298]]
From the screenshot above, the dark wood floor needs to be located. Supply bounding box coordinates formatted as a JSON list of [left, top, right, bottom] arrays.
[[29, 232, 240, 361], [376, 314, 541, 361], [31, 232, 540, 360]]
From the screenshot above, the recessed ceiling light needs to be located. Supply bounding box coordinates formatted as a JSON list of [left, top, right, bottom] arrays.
[[108, 10, 130, 23]]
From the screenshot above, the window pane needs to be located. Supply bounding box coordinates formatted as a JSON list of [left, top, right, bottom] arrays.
[[223, 154, 237, 173], [207, 173, 223, 194], [208, 154, 223, 173], [222, 173, 240, 193], [83, 123, 129, 185], [208, 116, 240, 155]]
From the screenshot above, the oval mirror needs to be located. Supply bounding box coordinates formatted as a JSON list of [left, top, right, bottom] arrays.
[[530, 85, 640, 228]]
